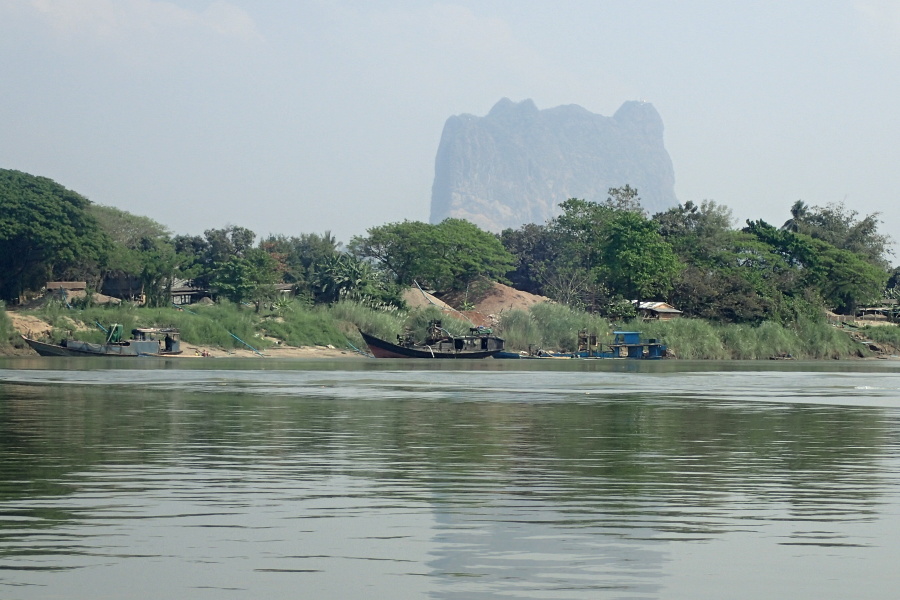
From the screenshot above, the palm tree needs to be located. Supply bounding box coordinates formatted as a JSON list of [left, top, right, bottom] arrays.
[[781, 200, 809, 232]]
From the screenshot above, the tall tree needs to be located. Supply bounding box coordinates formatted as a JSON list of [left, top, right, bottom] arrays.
[[91, 204, 177, 305], [0, 169, 107, 302], [781, 200, 892, 268], [745, 220, 887, 314], [349, 219, 514, 291], [602, 211, 682, 306], [604, 184, 645, 214], [654, 199, 735, 266], [210, 247, 279, 309]]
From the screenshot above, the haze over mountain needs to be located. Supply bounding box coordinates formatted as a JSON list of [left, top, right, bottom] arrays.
[[430, 98, 677, 231]]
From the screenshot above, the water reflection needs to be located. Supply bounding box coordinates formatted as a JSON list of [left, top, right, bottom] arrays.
[[0, 364, 899, 599]]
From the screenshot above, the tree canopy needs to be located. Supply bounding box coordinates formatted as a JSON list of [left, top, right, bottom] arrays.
[[0, 169, 107, 302], [2, 168, 895, 324], [349, 218, 515, 291]]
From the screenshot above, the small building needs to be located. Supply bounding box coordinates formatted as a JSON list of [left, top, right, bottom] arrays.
[[46, 281, 86, 293], [633, 301, 682, 320], [170, 279, 212, 306], [101, 275, 143, 302]]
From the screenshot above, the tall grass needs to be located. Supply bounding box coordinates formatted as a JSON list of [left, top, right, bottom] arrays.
[[328, 300, 408, 343], [260, 305, 347, 347], [795, 318, 864, 359], [18, 301, 266, 350], [640, 318, 729, 359], [639, 316, 868, 359], [860, 324, 900, 350], [0, 302, 15, 346], [499, 303, 610, 352]]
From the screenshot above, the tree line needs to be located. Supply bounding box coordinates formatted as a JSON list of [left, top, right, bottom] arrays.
[[1, 169, 897, 324]]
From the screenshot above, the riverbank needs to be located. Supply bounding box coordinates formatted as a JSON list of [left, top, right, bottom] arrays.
[[1, 310, 366, 359], [3, 296, 900, 361]]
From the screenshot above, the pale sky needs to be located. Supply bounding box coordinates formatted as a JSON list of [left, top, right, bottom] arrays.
[[2, 1, 898, 261]]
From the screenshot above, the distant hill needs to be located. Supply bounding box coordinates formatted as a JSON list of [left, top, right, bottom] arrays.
[[430, 98, 678, 231]]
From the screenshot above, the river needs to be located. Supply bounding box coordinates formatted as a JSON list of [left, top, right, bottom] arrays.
[[1, 357, 899, 599]]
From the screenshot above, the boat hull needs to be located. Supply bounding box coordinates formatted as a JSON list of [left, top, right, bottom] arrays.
[[22, 336, 182, 357], [359, 330, 502, 359]]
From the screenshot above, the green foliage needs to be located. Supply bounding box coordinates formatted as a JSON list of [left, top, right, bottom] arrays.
[[654, 199, 736, 266], [260, 304, 349, 347], [639, 318, 729, 360], [90, 204, 170, 248], [500, 302, 611, 352], [604, 185, 645, 213], [782, 200, 893, 268], [327, 299, 408, 343], [717, 321, 801, 360], [317, 253, 392, 304], [500, 223, 556, 295], [350, 219, 515, 291], [174, 226, 259, 291], [260, 232, 341, 293], [0, 302, 15, 345], [862, 325, 900, 349], [90, 204, 179, 306], [746, 220, 887, 314], [602, 211, 682, 304], [210, 247, 279, 308], [0, 169, 108, 302], [639, 316, 863, 360]]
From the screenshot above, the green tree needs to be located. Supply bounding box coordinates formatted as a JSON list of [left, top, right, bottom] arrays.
[[780, 200, 809, 233], [745, 220, 887, 314], [91, 205, 178, 305], [604, 184, 645, 214], [654, 199, 736, 266], [210, 247, 279, 308], [602, 211, 682, 306], [349, 219, 514, 291], [0, 169, 108, 302], [174, 226, 259, 290], [260, 232, 341, 296], [781, 200, 892, 268], [500, 223, 557, 295], [315, 253, 396, 304]]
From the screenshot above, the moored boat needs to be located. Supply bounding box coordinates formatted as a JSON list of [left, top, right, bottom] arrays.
[[360, 320, 505, 359], [580, 331, 669, 359], [22, 324, 183, 357]]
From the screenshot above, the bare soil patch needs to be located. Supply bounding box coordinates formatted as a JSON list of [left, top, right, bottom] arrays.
[[434, 282, 551, 328]]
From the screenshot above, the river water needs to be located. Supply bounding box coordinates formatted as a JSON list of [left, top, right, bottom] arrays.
[[1, 357, 899, 599]]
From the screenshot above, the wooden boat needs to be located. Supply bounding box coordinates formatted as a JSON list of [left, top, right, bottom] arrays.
[[580, 331, 669, 359], [22, 324, 183, 357], [360, 320, 505, 359]]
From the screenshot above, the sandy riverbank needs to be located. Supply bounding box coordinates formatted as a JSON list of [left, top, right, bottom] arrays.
[[4, 311, 366, 359]]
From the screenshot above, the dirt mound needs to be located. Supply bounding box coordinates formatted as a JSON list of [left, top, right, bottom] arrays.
[[400, 282, 550, 328], [402, 287, 454, 310], [425, 282, 550, 328], [470, 282, 550, 315], [7, 313, 54, 338]]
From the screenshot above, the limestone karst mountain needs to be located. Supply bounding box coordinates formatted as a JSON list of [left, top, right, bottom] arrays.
[[430, 98, 677, 231]]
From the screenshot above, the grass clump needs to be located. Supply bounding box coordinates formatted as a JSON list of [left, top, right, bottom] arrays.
[[0, 303, 15, 346], [639, 318, 728, 360], [795, 319, 866, 359], [859, 324, 900, 350], [500, 303, 610, 352], [261, 305, 347, 347]]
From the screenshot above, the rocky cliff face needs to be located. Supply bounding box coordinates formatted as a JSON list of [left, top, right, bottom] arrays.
[[430, 98, 677, 231]]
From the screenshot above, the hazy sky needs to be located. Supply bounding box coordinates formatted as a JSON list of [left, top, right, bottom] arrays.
[[2, 1, 898, 258]]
